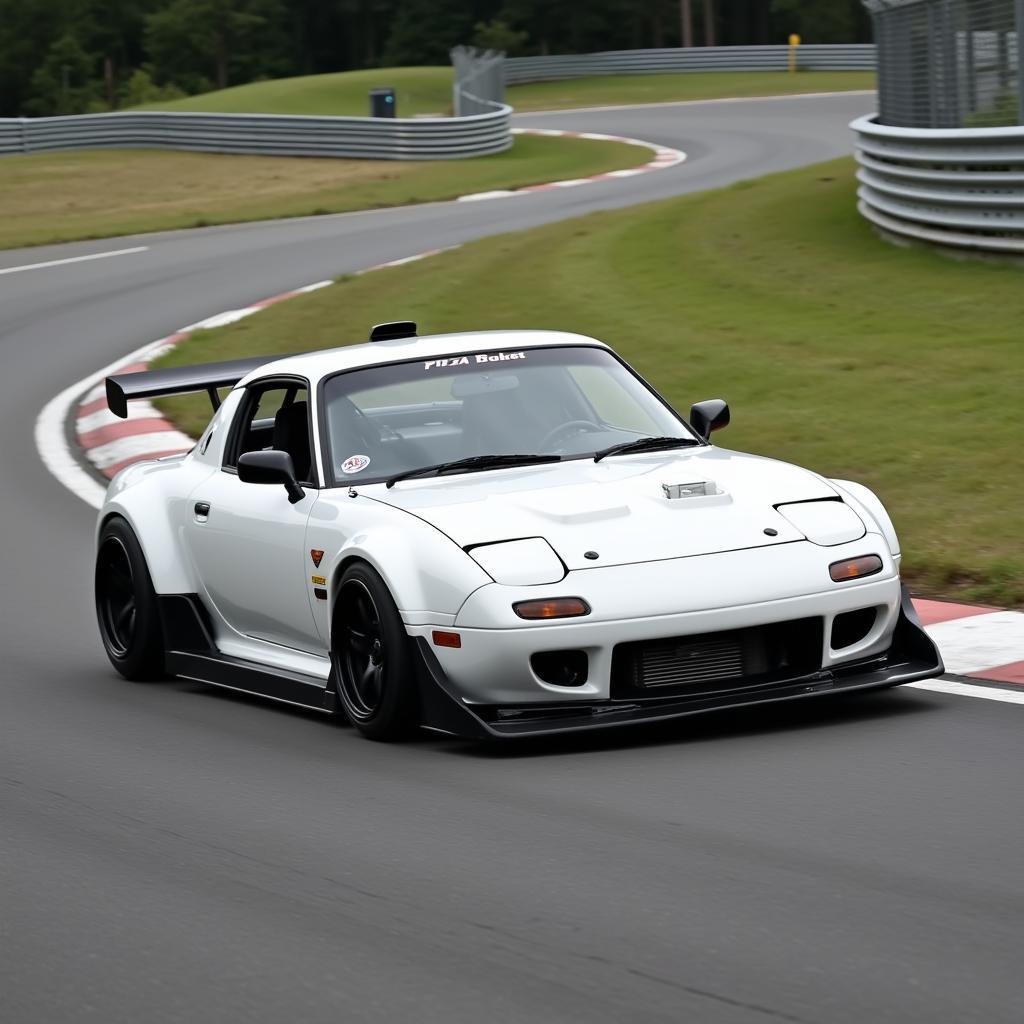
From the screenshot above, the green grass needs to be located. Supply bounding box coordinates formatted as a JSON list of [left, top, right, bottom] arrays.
[[0, 134, 644, 250], [153, 157, 1024, 607], [509, 70, 874, 111], [137, 67, 455, 116], [139, 68, 875, 116]]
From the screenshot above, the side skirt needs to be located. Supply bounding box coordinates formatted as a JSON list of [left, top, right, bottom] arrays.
[[159, 595, 336, 714]]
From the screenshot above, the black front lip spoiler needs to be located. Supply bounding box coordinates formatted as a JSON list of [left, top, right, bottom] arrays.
[[414, 587, 945, 740]]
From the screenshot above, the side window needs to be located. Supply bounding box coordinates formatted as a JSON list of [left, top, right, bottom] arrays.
[[225, 381, 315, 484]]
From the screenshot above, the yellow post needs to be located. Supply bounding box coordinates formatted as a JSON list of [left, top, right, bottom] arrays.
[[788, 33, 801, 73]]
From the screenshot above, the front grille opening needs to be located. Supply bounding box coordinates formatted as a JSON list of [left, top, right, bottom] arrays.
[[831, 607, 879, 650], [531, 650, 589, 687], [611, 618, 823, 699]]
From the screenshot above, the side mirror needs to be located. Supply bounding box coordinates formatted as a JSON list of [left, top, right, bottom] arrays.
[[237, 450, 305, 504], [689, 399, 730, 441]]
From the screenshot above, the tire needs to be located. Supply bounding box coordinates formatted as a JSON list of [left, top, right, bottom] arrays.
[[95, 517, 165, 680], [332, 562, 418, 741]]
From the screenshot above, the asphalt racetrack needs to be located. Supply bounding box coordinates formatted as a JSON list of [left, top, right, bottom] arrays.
[[2, 93, 1022, 1023]]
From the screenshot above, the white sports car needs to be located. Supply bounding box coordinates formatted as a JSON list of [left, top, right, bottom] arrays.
[[95, 324, 942, 740]]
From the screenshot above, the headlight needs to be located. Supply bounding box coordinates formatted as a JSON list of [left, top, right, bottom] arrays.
[[469, 537, 565, 585], [777, 500, 866, 546]]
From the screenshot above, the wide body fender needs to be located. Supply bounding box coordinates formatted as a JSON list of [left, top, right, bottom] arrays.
[[306, 494, 493, 631], [97, 455, 215, 595]]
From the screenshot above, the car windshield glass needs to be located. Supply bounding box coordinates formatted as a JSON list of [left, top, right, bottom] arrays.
[[321, 344, 696, 486]]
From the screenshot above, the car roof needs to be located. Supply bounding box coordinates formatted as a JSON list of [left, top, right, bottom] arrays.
[[237, 329, 609, 387]]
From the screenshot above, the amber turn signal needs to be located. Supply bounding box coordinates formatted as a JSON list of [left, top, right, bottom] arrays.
[[829, 555, 883, 582], [431, 630, 462, 648], [513, 597, 591, 620]]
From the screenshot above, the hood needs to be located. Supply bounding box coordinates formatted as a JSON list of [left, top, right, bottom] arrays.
[[370, 447, 856, 572]]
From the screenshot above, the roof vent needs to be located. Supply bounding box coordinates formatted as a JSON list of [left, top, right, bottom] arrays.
[[369, 321, 417, 343]]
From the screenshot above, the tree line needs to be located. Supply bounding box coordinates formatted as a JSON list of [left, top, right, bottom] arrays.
[[0, 0, 871, 117]]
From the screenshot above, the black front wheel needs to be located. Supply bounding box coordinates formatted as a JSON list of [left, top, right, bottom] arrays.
[[95, 517, 164, 680], [332, 562, 418, 741]]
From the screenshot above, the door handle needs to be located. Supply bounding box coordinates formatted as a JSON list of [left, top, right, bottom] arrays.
[[194, 501, 211, 521]]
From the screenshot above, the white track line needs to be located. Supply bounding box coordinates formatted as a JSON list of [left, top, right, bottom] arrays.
[[906, 678, 1024, 705], [0, 246, 148, 277], [458, 190, 519, 202], [354, 248, 456, 274]]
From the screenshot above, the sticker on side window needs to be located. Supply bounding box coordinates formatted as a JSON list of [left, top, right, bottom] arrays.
[[341, 454, 371, 475]]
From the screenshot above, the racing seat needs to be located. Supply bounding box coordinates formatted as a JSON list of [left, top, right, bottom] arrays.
[[272, 401, 312, 482]]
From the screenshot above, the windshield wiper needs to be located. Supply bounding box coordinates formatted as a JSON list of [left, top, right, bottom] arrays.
[[386, 454, 561, 488], [593, 436, 700, 463]]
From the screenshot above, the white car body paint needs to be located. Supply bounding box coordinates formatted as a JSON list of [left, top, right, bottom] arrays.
[[469, 538, 565, 586], [96, 329, 940, 718]]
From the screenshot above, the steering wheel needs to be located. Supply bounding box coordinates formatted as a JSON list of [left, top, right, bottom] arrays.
[[538, 419, 604, 452]]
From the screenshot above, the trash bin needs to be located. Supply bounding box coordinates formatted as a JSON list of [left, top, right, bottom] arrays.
[[369, 88, 396, 118]]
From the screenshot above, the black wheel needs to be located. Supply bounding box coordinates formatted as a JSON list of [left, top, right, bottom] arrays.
[[95, 517, 164, 680], [332, 562, 418, 741]]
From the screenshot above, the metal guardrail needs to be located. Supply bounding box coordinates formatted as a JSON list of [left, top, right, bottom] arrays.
[[0, 120, 24, 155], [852, 113, 1024, 253], [0, 106, 512, 161], [505, 44, 876, 83]]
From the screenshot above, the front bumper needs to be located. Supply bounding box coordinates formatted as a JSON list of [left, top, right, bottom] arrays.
[[414, 587, 943, 739]]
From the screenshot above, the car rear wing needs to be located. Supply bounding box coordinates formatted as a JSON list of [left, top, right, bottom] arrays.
[[105, 355, 278, 418]]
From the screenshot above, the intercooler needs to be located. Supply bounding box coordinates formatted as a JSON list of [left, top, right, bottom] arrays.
[[612, 618, 824, 698]]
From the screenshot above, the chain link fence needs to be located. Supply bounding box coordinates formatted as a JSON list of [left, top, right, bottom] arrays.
[[450, 47, 507, 116], [866, 0, 1023, 127]]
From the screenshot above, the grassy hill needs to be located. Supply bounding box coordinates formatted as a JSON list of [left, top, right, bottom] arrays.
[[137, 67, 454, 117]]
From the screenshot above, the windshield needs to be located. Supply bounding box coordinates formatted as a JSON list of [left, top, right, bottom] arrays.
[[321, 344, 696, 486]]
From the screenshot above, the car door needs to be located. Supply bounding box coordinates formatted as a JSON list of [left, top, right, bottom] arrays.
[[184, 377, 323, 655]]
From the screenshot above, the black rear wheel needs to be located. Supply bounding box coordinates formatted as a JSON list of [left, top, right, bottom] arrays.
[[332, 562, 418, 741], [95, 517, 164, 680]]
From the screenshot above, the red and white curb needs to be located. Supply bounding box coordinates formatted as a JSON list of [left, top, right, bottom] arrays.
[[911, 601, 1024, 687], [34, 246, 1024, 702], [457, 128, 686, 202]]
